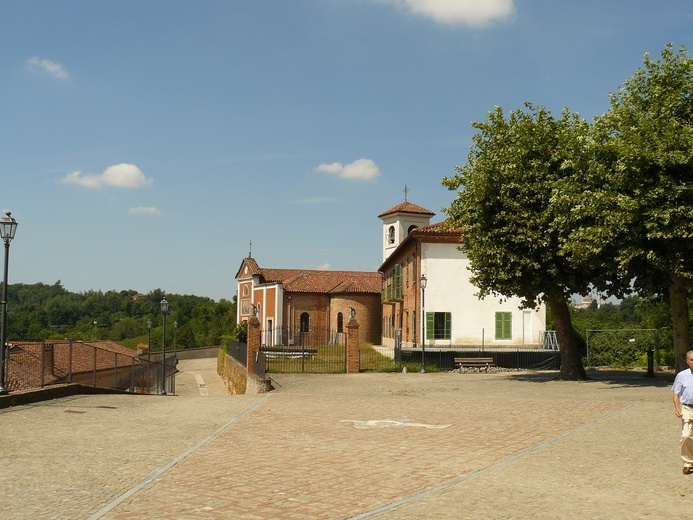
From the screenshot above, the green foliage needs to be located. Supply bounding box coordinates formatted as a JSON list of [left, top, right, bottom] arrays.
[[442, 44, 693, 375], [442, 103, 595, 307], [567, 43, 693, 369], [570, 44, 693, 294], [5, 282, 238, 349], [234, 320, 248, 343], [556, 295, 676, 368], [585, 329, 657, 369], [442, 103, 594, 379]]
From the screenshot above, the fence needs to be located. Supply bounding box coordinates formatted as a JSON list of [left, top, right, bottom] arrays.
[[227, 326, 561, 374], [227, 340, 247, 366], [585, 328, 668, 368], [255, 344, 559, 374], [257, 327, 347, 373], [360, 346, 561, 372], [382, 326, 549, 349], [5, 340, 175, 395], [262, 326, 347, 349]]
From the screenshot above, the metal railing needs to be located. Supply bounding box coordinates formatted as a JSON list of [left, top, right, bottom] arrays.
[[381, 327, 549, 349], [257, 328, 347, 373], [5, 340, 175, 395], [360, 346, 561, 372]]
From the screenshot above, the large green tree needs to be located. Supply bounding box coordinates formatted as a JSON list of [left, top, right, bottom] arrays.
[[443, 104, 596, 380], [571, 44, 693, 371]]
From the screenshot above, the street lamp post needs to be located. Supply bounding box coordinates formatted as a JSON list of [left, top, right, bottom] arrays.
[[0, 212, 18, 395], [147, 318, 152, 390], [173, 321, 178, 395], [160, 298, 169, 395], [173, 321, 178, 360], [420, 274, 427, 373]]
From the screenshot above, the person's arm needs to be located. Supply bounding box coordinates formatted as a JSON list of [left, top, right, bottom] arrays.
[[674, 392, 683, 418]]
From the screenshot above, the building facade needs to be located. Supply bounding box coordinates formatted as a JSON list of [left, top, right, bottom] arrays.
[[235, 256, 382, 347], [378, 201, 546, 349]]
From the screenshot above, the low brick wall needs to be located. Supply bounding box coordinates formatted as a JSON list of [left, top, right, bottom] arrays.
[[0, 384, 128, 409], [217, 349, 272, 395]]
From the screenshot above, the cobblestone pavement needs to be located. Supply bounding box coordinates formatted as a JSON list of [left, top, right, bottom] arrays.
[[0, 360, 690, 519]]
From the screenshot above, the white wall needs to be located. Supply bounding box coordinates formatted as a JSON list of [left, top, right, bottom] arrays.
[[421, 243, 545, 346]]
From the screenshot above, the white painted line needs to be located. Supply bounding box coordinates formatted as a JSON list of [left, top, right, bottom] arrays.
[[348, 402, 639, 519], [194, 373, 209, 396], [86, 394, 270, 520]]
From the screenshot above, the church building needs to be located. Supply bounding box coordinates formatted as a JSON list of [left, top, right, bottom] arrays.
[[235, 256, 382, 347]]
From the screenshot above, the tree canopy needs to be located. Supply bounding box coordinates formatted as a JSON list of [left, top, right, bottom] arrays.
[[5, 281, 239, 350], [443, 43, 693, 375], [442, 104, 592, 379], [568, 44, 693, 370]]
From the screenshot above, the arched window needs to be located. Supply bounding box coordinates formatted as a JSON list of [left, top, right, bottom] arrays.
[[408, 225, 417, 234], [337, 312, 344, 333], [300, 312, 310, 333], [387, 226, 395, 244]]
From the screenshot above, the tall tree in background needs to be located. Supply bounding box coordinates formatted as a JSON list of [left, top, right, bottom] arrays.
[[571, 44, 693, 371], [443, 104, 595, 380]]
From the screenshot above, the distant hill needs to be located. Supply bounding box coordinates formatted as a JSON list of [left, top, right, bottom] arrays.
[[6, 281, 238, 349]]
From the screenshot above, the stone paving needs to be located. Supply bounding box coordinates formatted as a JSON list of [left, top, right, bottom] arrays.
[[0, 359, 691, 519]]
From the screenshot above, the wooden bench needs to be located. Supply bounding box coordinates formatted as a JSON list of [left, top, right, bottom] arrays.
[[454, 357, 495, 371], [259, 347, 318, 358]]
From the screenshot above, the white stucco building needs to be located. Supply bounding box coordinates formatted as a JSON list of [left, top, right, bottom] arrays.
[[378, 201, 546, 349]]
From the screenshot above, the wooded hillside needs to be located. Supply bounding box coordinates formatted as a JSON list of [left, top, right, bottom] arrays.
[[5, 281, 238, 350]]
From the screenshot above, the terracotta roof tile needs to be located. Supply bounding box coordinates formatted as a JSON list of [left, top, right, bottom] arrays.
[[255, 267, 381, 294], [411, 221, 460, 235], [378, 201, 435, 218], [244, 257, 262, 275]]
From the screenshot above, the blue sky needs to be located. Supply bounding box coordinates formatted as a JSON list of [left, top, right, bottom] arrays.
[[1, 0, 691, 302]]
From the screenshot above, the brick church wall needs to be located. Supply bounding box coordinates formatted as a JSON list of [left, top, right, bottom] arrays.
[[330, 294, 381, 345]]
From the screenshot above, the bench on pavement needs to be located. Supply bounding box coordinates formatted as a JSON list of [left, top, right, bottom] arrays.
[[454, 357, 495, 371], [259, 347, 318, 359]]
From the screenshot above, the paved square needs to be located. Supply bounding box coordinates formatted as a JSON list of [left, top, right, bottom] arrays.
[[0, 359, 689, 519]]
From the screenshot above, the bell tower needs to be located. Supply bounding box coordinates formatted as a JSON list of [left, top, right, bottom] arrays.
[[378, 191, 435, 262]]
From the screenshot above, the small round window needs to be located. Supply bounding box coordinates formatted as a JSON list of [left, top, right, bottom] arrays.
[[387, 226, 395, 244]]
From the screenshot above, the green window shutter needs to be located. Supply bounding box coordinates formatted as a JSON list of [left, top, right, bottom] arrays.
[[444, 312, 451, 340], [495, 312, 512, 340], [426, 312, 434, 340], [394, 264, 402, 298]]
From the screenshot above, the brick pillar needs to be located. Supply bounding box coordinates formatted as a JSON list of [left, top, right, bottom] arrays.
[[346, 319, 360, 374], [247, 316, 261, 375]]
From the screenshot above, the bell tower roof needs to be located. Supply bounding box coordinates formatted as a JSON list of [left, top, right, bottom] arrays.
[[379, 200, 435, 262], [377, 201, 435, 219]]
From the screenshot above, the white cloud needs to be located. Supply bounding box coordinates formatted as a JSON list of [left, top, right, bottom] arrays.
[[315, 158, 381, 181], [61, 164, 153, 189], [27, 56, 68, 79], [316, 263, 332, 270], [379, 0, 515, 27], [129, 206, 161, 216]]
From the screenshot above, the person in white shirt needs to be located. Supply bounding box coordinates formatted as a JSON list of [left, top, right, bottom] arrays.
[[672, 350, 693, 475]]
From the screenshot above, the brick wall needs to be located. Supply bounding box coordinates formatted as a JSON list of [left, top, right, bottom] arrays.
[[330, 294, 381, 345], [283, 292, 380, 345], [284, 293, 331, 332]]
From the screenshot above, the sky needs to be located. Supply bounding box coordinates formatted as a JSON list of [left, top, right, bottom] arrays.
[[1, 0, 692, 302]]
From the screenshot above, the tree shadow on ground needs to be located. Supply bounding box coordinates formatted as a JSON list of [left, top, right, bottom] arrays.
[[507, 368, 675, 388]]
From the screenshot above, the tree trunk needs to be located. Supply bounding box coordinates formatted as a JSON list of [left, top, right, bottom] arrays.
[[669, 274, 691, 373], [549, 297, 587, 380]]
